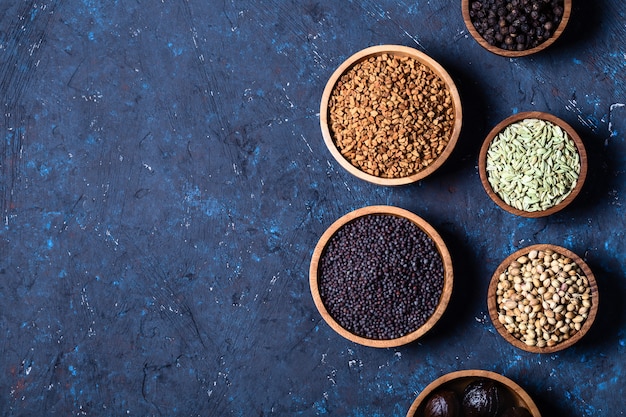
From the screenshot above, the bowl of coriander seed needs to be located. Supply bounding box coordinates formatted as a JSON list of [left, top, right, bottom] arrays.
[[487, 243, 598, 353], [478, 111, 587, 217], [320, 45, 463, 186]]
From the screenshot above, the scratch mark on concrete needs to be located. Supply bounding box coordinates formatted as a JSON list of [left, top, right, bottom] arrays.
[[300, 134, 313, 153], [607, 102, 625, 146], [565, 98, 599, 132]]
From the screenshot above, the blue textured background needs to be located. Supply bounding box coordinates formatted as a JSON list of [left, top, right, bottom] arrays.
[[1, 1, 624, 416]]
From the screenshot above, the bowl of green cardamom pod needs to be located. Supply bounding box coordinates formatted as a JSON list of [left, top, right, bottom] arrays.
[[478, 111, 588, 217]]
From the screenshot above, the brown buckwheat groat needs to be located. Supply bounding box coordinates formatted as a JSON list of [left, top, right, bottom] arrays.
[[328, 53, 455, 179]]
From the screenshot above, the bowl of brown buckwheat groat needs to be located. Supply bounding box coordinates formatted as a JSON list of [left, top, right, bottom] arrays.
[[309, 206, 454, 347], [320, 45, 462, 185], [487, 244, 599, 353], [462, 0, 572, 57]]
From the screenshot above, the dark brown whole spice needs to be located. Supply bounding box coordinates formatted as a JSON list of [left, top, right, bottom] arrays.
[[461, 378, 508, 417], [423, 390, 461, 417]]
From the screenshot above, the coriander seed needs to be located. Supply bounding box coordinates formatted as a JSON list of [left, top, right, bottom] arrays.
[[495, 248, 592, 348]]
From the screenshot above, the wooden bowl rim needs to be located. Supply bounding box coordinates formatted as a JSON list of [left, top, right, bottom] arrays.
[[319, 44, 463, 186], [309, 205, 454, 348], [487, 243, 599, 354], [461, 0, 572, 57], [478, 111, 588, 218], [406, 369, 542, 417]]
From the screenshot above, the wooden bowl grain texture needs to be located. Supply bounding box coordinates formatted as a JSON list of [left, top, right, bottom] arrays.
[[406, 369, 542, 417], [309, 206, 454, 348], [461, 0, 572, 57], [478, 111, 588, 218], [487, 243, 599, 354], [319, 45, 463, 186]]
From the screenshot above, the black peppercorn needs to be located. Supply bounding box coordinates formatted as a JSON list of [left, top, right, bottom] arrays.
[[468, 0, 565, 51]]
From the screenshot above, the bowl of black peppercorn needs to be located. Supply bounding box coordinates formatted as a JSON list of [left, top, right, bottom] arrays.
[[462, 0, 572, 57], [406, 370, 542, 417], [309, 206, 453, 348]]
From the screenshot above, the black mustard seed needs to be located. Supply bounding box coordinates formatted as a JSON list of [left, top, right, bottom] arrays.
[[469, 0, 565, 51], [318, 214, 445, 340]]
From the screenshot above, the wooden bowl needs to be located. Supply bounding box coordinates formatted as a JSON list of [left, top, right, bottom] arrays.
[[478, 111, 587, 218], [309, 206, 453, 348], [487, 244, 599, 354], [406, 369, 542, 417], [462, 0, 572, 57], [320, 45, 462, 186]]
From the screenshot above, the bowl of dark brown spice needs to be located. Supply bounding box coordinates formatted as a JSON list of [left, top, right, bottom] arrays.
[[478, 111, 587, 218], [462, 0, 571, 57], [406, 369, 542, 417], [309, 206, 453, 348], [487, 244, 599, 353], [320, 45, 462, 186]]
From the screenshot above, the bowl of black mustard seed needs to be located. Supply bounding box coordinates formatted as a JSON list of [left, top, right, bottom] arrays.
[[309, 206, 453, 348], [462, 0, 571, 57]]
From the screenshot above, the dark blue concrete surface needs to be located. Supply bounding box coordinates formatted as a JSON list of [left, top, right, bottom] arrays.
[[0, 1, 624, 416]]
